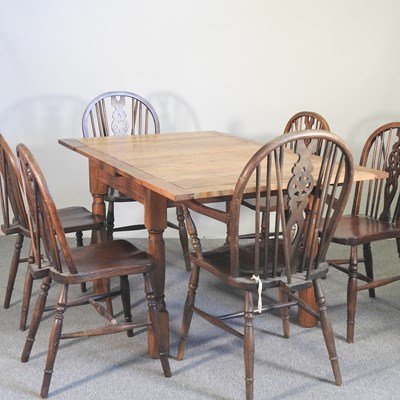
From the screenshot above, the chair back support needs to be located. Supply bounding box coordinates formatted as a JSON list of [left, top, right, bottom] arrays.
[[284, 112, 330, 156], [352, 122, 400, 222], [0, 134, 29, 234], [284, 111, 330, 133], [16, 143, 76, 274], [82, 91, 160, 137], [228, 130, 354, 280]]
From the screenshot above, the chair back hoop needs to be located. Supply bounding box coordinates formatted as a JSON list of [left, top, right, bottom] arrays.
[[82, 91, 160, 137], [0, 134, 30, 231], [352, 122, 400, 224], [284, 111, 330, 133], [283, 112, 330, 155], [16, 143, 76, 274], [229, 130, 354, 281]]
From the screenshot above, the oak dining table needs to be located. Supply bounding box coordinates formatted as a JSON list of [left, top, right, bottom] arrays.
[[59, 130, 388, 356]]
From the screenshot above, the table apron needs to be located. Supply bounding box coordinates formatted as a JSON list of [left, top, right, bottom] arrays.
[[93, 160, 146, 204]]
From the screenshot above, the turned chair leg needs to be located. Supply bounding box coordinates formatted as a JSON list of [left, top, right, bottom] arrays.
[[40, 284, 68, 399], [20, 268, 34, 331], [106, 201, 115, 241], [120, 275, 134, 337], [314, 279, 342, 386], [347, 245, 359, 344], [75, 231, 87, 293], [20, 247, 35, 331], [144, 272, 172, 378], [278, 286, 290, 338], [243, 291, 255, 400], [396, 238, 400, 259], [75, 231, 83, 247], [4, 233, 24, 308], [21, 277, 52, 363], [177, 265, 200, 361], [362, 243, 375, 298], [176, 205, 191, 271]]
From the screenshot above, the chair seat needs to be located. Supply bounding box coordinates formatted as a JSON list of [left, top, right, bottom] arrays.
[[331, 215, 400, 246], [58, 206, 105, 232], [1, 221, 28, 236], [193, 242, 327, 290], [1, 207, 104, 235], [48, 240, 154, 284]]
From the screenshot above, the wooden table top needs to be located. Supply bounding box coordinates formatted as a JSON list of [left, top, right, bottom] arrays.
[[59, 131, 388, 202]]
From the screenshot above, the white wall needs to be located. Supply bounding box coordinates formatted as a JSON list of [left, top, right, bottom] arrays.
[[1, 0, 400, 238]]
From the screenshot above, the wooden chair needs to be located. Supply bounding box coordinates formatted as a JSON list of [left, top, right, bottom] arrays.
[[82, 91, 190, 270], [0, 134, 105, 330], [241, 111, 330, 239], [329, 122, 400, 343], [177, 130, 353, 400], [17, 143, 171, 399]]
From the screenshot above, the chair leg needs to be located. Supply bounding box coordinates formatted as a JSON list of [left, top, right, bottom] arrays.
[[40, 284, 68, 399], [106, 201, 115, 241], [278, 286, 290, 338], [362, 243, 375, 298], [313, 278, 342, 386], [176, 205, 191, 271], [75, 231, 87, 293], [4, 233, 24, 308], [92, 278, 114, 316], [396, 238, 400, 259], [225, 200, 231, 244], [91, 223, 107, 244], [21, 277, 52, 363], [75, 231, 83, 247], [144, 272, 171, 378], [103, 278, 114, 316], [347, 245, 359, 344], [20, 268, 34, 331], [260, 211, 267, 240], [177, 264, 200, 361], [120, 275, 134, 337], [20, 246, 35, 331], [243, 291, 255, 400]]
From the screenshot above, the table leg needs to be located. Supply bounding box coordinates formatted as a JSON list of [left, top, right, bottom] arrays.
[[298, 287, 318, 327], [89, 160, 112, 314], [144, 189, 169, 357]]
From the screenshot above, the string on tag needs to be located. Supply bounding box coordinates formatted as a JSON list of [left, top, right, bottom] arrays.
[[251, 274, 262, 313]]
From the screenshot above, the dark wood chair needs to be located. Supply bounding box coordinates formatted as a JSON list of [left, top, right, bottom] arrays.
[[82, 91, 190, 270], [177, 130, 353, 400], [241, 111, 330, 239], [0, 134, 105, 330], [329, 122, 400, 343], [17, 143, 171, 399]]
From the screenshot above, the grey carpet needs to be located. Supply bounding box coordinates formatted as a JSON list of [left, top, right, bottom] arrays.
[[1, 236, 400, 399]]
